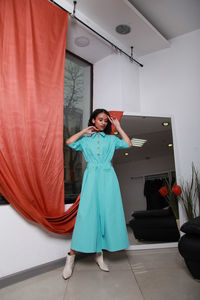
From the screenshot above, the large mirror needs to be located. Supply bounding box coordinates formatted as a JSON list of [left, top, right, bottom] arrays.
[[113, 114, 179, 248]]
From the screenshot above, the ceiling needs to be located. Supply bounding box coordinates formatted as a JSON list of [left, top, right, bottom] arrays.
[[128, 0, 200, 40], [54, 0, 200, 63], [112, 115, 175, 164]]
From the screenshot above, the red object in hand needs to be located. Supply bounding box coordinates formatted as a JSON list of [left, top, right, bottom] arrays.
[[159, 186, 168, 197], [172, 185, 182, 196], [108, 111, 123, 134]]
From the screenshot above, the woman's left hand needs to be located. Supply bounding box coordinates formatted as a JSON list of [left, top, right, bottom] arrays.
[[108, 116, 121, 130]]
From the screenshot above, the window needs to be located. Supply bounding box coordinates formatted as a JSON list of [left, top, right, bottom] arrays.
[[63, 51, 93, 204]]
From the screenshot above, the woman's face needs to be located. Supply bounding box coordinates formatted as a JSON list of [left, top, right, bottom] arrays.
[[92, 112, 109, 131]]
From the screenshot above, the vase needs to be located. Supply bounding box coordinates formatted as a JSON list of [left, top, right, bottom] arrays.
[[176, 219, 180, 230]]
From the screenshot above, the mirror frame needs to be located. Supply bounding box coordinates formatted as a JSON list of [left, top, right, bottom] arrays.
[[122, 111, 181, 250]]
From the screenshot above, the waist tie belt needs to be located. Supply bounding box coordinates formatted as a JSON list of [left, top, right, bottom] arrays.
[[86, 162, 113, 237], [86, 162, 112, 170]]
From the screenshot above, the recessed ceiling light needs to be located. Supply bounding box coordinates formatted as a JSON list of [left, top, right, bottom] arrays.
[[131, 138, 147, 147], [74, 36, 90, 47], [168, 143, 173, 147], [125, 152, 129, 156], [162, 122, 169, 126], [115, 24, 131, 34]]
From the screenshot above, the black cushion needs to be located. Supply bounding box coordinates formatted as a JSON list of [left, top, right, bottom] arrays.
[[178, 233, 200, 279], [178, 234, 200, 260], [130, 215, 177, 229], [132, 207, 171, 218], [180, 216, 200, 235]]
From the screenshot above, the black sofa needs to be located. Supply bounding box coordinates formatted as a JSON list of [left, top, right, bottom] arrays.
[[178, 216, 200, 280], [129, 207, 180, 242]]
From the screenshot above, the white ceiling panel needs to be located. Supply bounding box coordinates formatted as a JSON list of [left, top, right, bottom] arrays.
[[53, 0, 200, 63]]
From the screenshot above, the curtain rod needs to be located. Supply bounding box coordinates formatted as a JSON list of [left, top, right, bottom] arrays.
[[49, 0, 143, 67]]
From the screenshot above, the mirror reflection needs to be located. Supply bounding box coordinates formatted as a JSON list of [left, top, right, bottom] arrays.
[[113, 115, 180, 246]]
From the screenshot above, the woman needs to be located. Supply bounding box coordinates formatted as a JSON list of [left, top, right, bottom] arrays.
[[62, 109, 132, 279]]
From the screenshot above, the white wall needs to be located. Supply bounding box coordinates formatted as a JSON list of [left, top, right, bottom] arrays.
[[94, 53, 140, 111], [139, 29, 200, 181], [0, 205, 72, 278]]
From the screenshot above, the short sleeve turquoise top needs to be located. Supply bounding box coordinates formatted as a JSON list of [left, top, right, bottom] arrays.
[[68, 132, 131, 253]]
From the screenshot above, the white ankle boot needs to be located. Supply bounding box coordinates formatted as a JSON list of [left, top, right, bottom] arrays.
[[62, 252, 75, 279], [95, 252, 109, 272]]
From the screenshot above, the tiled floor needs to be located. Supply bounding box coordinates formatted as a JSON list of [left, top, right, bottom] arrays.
[[0, 248, 200, 300]]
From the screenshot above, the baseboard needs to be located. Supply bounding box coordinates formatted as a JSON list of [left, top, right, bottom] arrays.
[[0, 257, 66, 289], [127, 242, 178, 250]]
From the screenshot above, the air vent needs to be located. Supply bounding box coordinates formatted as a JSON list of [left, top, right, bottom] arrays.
[[115, 24, 131, 34], [131, 138, 147, 147], [74, 36, 90, 47]]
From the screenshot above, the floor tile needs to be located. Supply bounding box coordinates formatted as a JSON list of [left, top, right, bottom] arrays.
[[74, 250, 131, 271], [64, 270, 144, 300], [100, 250, 132, 270], [73, 252, 100, 271], [126, 248, 184, 271], [134, 267, 200, 300], [0, 267, 67, 300]]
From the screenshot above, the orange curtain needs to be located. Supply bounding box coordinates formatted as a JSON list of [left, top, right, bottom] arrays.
[[0, 0, 125, 235], [0, 0, 80, 234]]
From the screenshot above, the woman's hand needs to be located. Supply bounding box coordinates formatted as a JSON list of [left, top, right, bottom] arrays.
[[66, 126, 99, 145], [83, 126, 99, 135], [108, 115, 132, 147], [108, 116, 121, 130]]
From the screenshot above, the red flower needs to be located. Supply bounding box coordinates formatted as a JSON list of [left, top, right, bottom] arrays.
[[159, 186, 168, 197], [172, 185, 182, 196]]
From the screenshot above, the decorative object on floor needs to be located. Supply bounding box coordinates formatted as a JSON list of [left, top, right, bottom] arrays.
[[159, 182, 181, 219], [176, 219, 180, 231], [178, 216, 200, 280], [178, 164, 200, 220]]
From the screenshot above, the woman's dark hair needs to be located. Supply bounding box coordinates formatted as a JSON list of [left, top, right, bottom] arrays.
[[88, 109, 112, 134]]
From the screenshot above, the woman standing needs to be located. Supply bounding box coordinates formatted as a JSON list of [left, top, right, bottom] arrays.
[[63, 109, 132, 279]]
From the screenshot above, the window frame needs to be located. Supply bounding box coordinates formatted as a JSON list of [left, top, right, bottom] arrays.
[[63, 50, 93, 204]]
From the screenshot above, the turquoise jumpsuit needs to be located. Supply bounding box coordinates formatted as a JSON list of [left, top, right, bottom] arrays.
[[68, 132, 130, 253]]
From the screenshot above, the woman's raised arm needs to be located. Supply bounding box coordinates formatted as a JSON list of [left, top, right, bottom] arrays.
[[108, 116, 132, 147], [66, 126, 98, 145]]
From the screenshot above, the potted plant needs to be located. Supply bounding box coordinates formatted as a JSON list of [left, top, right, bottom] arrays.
[[159, 182, 181, 228], [159, 164, 200, 227], [178, 164, 200, 221]]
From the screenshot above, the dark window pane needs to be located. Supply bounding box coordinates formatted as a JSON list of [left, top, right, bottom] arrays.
[[64, 51, 92, 204]]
